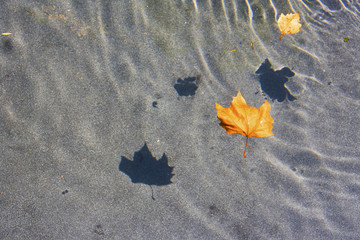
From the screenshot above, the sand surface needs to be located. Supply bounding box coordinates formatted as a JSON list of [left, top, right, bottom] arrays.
[[1, 1, 359, 239]]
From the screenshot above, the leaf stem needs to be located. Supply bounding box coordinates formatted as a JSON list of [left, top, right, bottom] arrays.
[[243, 136, 248, 158]]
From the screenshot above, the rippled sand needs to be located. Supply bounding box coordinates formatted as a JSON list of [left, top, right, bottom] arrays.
[[1, 1, 359, 239]]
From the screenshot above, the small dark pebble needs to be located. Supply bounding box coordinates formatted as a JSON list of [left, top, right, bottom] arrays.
[[152, 101, 158, 108], [62, 190, 69, 195]]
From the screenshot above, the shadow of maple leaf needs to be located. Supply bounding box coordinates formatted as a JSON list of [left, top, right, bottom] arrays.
[[119, 143, 174, 200], [174, 76, 200, 96], [255, 58, 296, 102]]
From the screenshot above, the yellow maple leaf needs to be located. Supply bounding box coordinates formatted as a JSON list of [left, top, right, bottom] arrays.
[[215, 91, 274, 158], [278, 13, 302, 40]]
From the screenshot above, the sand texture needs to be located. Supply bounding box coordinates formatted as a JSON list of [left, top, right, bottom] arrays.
[[1, 1, 359, 239]]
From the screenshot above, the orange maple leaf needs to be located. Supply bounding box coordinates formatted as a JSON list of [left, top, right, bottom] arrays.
[[278, 13, 302, 40], [215, 91, 274, 158]]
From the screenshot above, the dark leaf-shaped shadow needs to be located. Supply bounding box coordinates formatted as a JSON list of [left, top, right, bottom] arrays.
[[174, 76, 200, 96], [119, 143, 174, 200], [255, 58, 296, 102], [1, 38, 14, 54]]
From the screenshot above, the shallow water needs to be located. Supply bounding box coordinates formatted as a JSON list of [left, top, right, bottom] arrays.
[[1, 1, 359, 239]]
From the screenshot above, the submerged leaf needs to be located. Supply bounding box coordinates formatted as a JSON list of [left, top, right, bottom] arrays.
[[277, 13, 302, 40], [215, 91, 274, 158]]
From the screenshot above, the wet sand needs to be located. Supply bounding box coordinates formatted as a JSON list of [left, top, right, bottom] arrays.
[[0, 1, 359, 239]]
